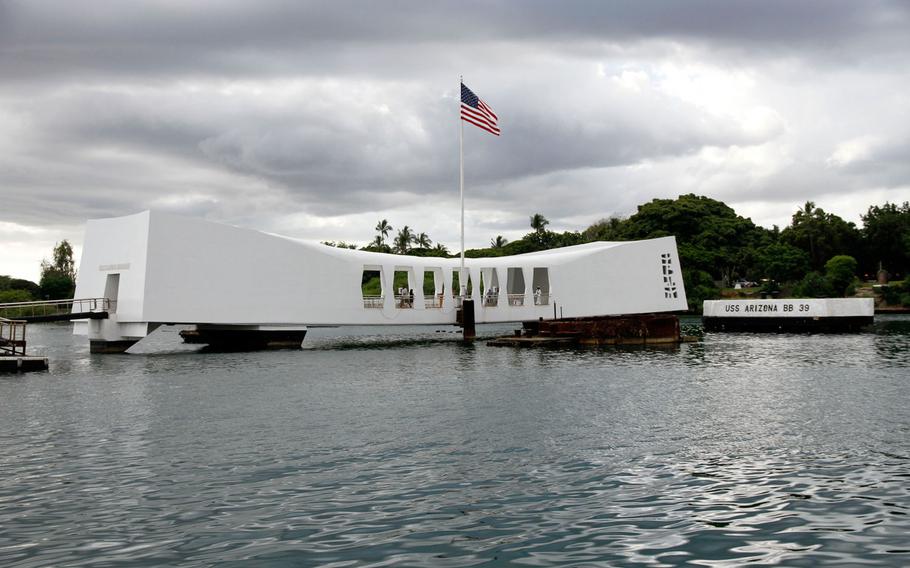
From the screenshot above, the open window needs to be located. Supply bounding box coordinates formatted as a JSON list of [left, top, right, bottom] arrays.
[[424, 267, 443, 308], [506, 267, 525, 306], [451, 270, 473, 307], [451, 271, 473, 297], [361, 266, 383, 308], [532, 267, 550, 305], [394, 268, 417, 308], [481, 268, 500, 307]]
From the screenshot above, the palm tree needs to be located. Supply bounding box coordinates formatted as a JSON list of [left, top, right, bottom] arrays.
[[394, 225, 414, 254], [530, 213, 550, 234], [490, 235, 508, 249], [415, 232, 432, 249], [432, 243, 450, 256], [375, 219, 393, 246]]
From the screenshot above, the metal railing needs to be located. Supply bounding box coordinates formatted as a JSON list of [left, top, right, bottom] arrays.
[[0, 317, 27, 356], [507, 294, 525, 306], [362, 295, 444, 309], [0, 298, 114, 319]]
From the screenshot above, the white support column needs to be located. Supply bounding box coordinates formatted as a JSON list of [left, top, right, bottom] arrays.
[[522, 266, 534, 307], [414, 269, 425, 310], [469, 266, 482, 304], [442, 267, 454, 309], [497, 269, 507, 307], [381, 265, 395, 310]]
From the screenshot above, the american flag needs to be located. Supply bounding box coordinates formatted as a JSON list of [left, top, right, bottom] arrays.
[[460, 83, 500, 136]]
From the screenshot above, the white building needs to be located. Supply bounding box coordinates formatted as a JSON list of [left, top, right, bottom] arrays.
[[74, 211, 688, 351]]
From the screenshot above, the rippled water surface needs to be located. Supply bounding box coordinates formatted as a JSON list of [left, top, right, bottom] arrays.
[[2, 317, 909, 567]]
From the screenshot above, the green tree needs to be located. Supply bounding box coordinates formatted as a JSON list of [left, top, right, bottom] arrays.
[[861, 201, 910, 278], [0, 289, 33, 303], [393, 225, 414, 254], [529, 213, 549, 234], [490, 235, 508, 249], [793, 271, 835, 298], [619, 194, 770, 286], [414, 232, 432, 249], [0, 275, 40, 299], [362, 235, 390, 253], [754, 242, 810, 284], [375, 219, 393, 247], [39, 240, 77, 300], [582, 216, 625, 242], [682, 269, 720, 312], [781, 201, 860, 271], [825, 255, 858, 296]]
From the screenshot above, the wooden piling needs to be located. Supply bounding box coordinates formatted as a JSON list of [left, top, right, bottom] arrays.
[[461, 298, 476, 341]]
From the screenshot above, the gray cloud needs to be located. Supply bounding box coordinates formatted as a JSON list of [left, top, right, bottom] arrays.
[[3, 1, 909, 82], [1, 0, 909, 280]]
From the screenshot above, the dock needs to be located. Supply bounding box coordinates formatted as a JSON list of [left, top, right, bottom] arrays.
[[488, 314, 688, 347], [703, 298, 875, 332], [1, 317, 49, 373], [0, 356, 49, 373]]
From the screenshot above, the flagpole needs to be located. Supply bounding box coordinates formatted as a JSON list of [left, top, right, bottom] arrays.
[[459, 76, 465, 295]]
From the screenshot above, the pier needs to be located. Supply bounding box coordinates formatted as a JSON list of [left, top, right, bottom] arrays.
[[0, 317, 49, 373], [488, 314, 687, 347], [0, 298, 112, 323], [0, 298, 112, 370], [703, 298, 874, 332]]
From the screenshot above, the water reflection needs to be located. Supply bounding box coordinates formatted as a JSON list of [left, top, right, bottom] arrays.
[[1, 317, 909, 566]]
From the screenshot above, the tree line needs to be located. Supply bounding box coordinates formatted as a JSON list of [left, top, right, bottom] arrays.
[[0, 241, 77, 303], [576, 195, 909, 309]]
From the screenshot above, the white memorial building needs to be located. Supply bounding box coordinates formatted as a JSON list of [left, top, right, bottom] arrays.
[[73, 211, 688, 351]]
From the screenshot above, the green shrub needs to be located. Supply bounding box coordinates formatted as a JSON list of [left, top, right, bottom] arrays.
[[881, 280, 907, 304], [793, 271, 836, 298], [683, 269, 720, 312], [824, 255, 858, 297], [0, 289, 34, 303]]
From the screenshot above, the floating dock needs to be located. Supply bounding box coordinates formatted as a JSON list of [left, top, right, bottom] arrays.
[[488, 314, 687, 347], [0, 317, 49, 373], [0, 356, 49, 373], [703, 298, 874, 332], [179, 325, 308, 350]]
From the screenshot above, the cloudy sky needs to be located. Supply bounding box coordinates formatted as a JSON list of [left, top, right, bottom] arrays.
[[2, 1, 909, 281]]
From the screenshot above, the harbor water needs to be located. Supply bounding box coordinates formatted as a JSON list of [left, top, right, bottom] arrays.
[[2, 317, 909, 567]]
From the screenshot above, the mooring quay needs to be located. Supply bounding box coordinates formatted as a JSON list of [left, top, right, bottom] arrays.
[[703, 298, 875, 332], [488, 314, 688, 347], [0, 317, 48, 373]]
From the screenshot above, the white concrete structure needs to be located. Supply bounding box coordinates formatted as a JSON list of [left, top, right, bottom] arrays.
[[703, 298, 874, 319], [703, 298, 874, 332], [73, 211, 687, 349]]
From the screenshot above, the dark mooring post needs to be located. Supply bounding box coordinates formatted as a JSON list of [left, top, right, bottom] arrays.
[[462, 298, 476, 341]]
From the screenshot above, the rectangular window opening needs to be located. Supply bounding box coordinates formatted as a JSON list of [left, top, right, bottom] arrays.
[[532, 267, 550, 305], [361, 267, 383, 308], [506, 267, 525, 306]]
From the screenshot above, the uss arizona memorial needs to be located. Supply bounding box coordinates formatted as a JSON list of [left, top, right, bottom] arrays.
[[73, 211, 688, 351]]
